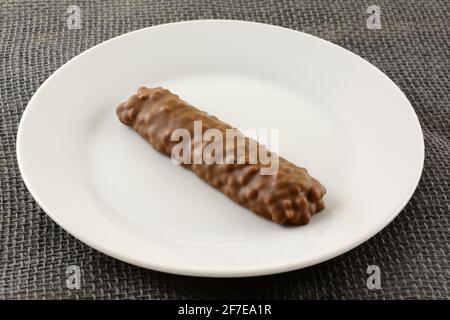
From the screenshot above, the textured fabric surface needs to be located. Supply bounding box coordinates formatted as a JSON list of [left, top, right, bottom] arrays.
[[0, 0, 449, 299]]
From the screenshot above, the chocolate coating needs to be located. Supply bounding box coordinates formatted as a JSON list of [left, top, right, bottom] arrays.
[[116, 87, 326, 225]]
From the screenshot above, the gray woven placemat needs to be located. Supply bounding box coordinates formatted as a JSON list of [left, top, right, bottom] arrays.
[[1, 0, 449, 299]]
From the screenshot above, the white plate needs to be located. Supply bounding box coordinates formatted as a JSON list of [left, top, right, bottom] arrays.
[[17, 20, 424, 277]]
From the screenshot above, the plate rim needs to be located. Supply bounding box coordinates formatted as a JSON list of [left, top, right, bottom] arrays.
[[16, 19, 425, 277]]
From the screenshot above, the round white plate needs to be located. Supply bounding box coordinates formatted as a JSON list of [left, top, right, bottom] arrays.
[[17, 20, 424, 277]]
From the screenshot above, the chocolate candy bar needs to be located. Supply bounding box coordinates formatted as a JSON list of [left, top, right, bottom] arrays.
[[116, 87, 326, 225]]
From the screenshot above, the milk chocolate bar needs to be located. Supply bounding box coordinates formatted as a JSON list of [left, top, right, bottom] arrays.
[[116, 87, 326, 225]]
